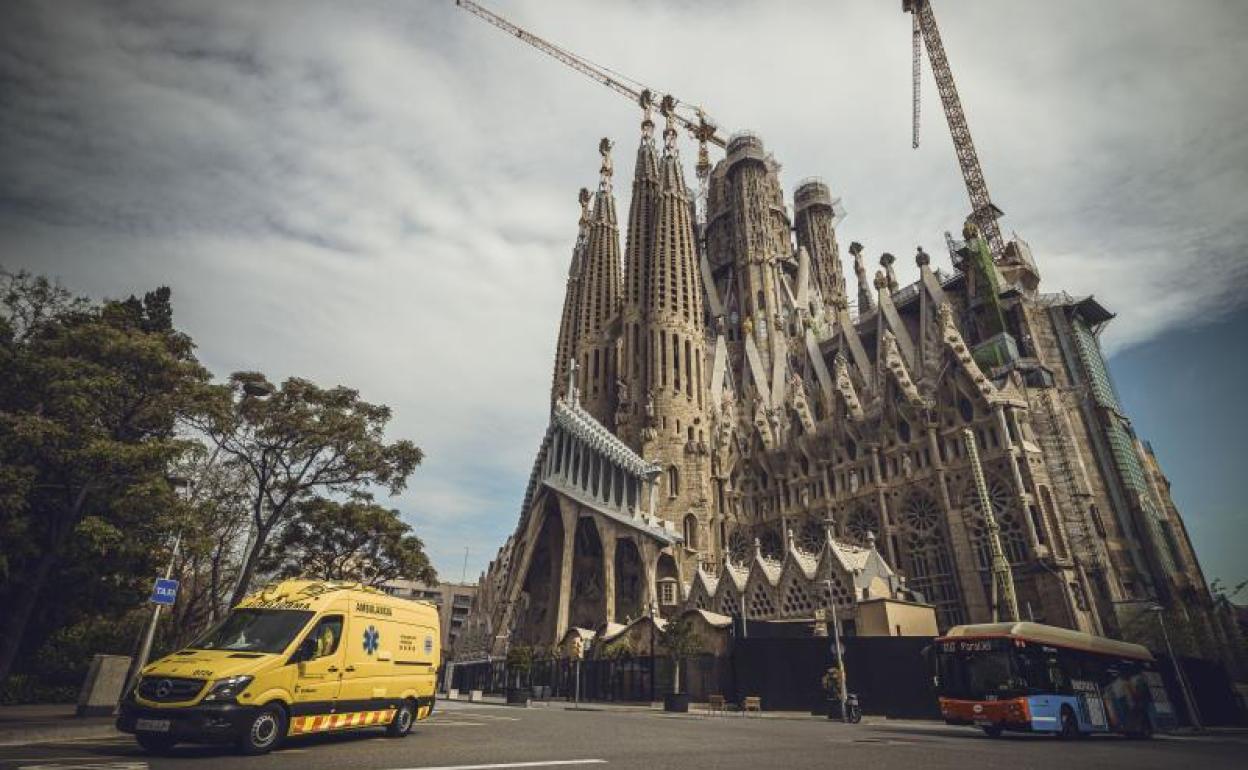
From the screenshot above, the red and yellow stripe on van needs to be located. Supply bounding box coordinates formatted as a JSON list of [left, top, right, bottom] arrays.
[[288, 708, 397, 734]]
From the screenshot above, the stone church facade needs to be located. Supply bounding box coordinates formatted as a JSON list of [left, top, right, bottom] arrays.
[[457, 113, 1218, 658]]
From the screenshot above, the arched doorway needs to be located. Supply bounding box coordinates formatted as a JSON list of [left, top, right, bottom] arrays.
[[517, 497, 565, 645], [570, 518, 606, 629], [614, 538, 644, 624]]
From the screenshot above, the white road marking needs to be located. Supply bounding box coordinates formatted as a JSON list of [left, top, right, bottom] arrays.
[[390, 761, 606, 770], [17, 758, 148, 763], [4, 758, 130, 764], [419, 721, 487, 727]]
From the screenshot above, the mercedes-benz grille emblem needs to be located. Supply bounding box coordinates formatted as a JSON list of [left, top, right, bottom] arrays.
[[155, 679, 173, 698]]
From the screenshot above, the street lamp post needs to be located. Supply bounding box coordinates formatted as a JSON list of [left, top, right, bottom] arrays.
[[1151, 604, 1203, 732], [823, 578, 848, 723]]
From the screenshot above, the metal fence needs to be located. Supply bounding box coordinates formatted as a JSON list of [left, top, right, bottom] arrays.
[[449, 654, 731, 703]]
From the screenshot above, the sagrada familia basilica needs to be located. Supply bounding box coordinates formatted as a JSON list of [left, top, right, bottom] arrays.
[[457, 107, 1217, 657]]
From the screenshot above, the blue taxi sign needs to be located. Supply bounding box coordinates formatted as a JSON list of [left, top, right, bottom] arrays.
[[150, 578, 179, 606]]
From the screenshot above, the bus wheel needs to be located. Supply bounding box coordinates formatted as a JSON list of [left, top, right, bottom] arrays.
[[981, 725, 1003, 738], [386, 699, 416, 738], [1059, 707, 1081, 740]]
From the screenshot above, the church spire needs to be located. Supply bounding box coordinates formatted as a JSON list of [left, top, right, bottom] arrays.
[[624, 102, 711, 539], [550, 187, 591, 409], [573, 139, 622, 426], [794, 179, 848, 313], [619, 97, 663, 442]]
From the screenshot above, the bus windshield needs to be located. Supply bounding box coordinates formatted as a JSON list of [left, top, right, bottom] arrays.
[[189, 609, 314, 654], [937, 648, 1024, 700], [933, 633, 1028, 698]]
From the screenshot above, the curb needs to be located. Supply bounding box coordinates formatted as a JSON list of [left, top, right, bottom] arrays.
[[0, 724, 121, 747]]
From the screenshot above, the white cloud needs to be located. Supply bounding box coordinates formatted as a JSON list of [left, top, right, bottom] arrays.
[[3, 0, 1246, 577]]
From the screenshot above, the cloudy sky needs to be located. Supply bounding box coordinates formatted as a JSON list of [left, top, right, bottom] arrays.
[[2, 0, 1246, 590]]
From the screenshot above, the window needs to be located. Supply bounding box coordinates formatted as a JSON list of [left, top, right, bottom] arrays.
[[659, 581, 676, 606], [190, 609, 315, 654], [1089, 504, 1107, 538], [1070, 581, 1090, 612], [305, 615, 344, 658], [1029, 505, 1047, 545], [667, 466, 680, 498], [683, 514, 699, 549]]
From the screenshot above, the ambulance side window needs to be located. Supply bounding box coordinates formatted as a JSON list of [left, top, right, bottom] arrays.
[[299, 615, 343, 660]]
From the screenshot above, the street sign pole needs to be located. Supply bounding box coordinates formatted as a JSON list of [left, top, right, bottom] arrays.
[[824, 578, 848, 723], [125, 532, 181, 697]]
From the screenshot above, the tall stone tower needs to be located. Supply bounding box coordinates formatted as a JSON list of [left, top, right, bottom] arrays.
[[572, 140, 622, 426], [550, 188, 591, 409], [794, 179, 848, 314], [618, 112, 660, 446], [621, 111, 713, 565]]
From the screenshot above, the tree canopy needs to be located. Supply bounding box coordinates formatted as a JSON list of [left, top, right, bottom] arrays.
[[195, 373, 424, 604], [259, 498, 436, 587], [0, 269, 431, 696], [0, 271, 212, 683]]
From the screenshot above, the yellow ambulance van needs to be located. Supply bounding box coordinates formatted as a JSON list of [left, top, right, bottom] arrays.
[[117, 579, 440, 755]]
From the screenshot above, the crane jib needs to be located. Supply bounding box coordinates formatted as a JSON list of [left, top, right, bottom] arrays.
[[456, 0, 726, 151]]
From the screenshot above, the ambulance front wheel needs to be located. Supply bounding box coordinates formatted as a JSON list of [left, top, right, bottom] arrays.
[[386, 699, 416, 738], [238, 704, 286, 755]]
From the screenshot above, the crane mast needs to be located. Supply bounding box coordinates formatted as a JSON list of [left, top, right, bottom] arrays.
[[905, 0, 1006, 260]]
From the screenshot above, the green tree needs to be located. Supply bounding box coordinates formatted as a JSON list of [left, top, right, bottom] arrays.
[[656, 614, 704, 695], [0, 271, 212, 683], [195, 373, 423, 605], [164, 443, 253, 647], [258, 498, 436, 587]]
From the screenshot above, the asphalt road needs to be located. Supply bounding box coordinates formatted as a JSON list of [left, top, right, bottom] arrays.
[[1, 701, 1244, 770]]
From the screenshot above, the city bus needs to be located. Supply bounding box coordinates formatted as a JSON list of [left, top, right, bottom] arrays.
[[933, 621, 1176, 738]]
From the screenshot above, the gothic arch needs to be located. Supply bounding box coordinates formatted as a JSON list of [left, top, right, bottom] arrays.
[[965, 475, 1029, 568], [894, 489, 963, 629], [683, 514, 699, 550], [516, 497, 565, 645], [569, 517, 606, 630], [613, 538, 644, 624]]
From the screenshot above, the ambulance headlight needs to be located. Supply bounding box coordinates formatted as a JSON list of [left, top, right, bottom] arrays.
[[202, 675, 253, 702]]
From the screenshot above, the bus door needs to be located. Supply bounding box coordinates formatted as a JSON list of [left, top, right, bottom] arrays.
[[1071, 679, 1108, 730]]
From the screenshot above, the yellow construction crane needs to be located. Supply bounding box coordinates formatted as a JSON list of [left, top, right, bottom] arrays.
[[455, 0, 724, 192], [905, 0, 1006, 260]]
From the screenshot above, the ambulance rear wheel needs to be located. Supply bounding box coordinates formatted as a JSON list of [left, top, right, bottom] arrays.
[[238, 705, 285, 755], [136, 733, 177, 754], [386, 700, 415, 738]]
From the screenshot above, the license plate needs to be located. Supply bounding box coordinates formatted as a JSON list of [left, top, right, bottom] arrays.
[[973, 717, 993, 725], [135, 718, 171, 733]]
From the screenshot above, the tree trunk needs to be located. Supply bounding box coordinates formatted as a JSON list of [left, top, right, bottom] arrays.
[[0, 546, 58, 684], [229, 523, 270, 606]]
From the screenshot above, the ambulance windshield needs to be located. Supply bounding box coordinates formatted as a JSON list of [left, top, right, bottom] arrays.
[[190, 609, 315, 654]]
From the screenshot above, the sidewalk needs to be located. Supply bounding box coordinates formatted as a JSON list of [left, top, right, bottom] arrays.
[[0, 704, 120, 746], [440, 693, 877, 721]]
